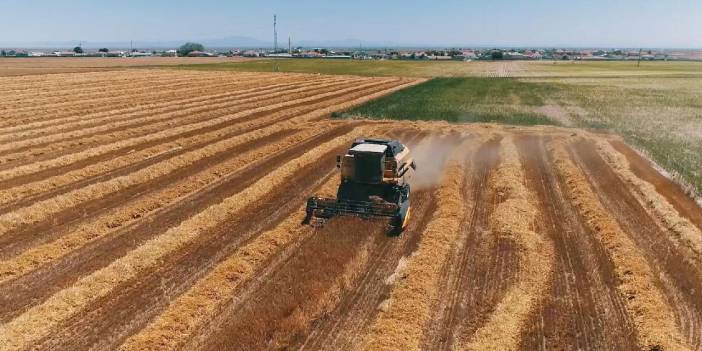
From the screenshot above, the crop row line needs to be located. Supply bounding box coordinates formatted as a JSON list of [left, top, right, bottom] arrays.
[[549, 139, 688, 350], [595, 140, 702, 270], [362, 136, 470, 351], [0, 69, 204, 94], [0, 80, 410, 236], [0, 123, 336, 283], [0, 86, 384, 238], [115, 177, 336, 351], [0, 72, 320, 125], [0, 76, 357, 156], [0, 73, 244, 115], [0, 70, 324, 93], [0, 73, 335, 137], [0, 78, 401, 182], [0, 79, 416, 259], [0, 78, 398, 208], [458, 137, 555, 351], [0, 71, 266, 110], [0, 124, 370, 351]]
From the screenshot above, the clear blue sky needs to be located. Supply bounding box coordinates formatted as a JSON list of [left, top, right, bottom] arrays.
[[1, 0, 700, 47]]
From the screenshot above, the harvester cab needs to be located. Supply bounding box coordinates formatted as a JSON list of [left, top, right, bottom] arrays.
[[304, 138, 416, 234]]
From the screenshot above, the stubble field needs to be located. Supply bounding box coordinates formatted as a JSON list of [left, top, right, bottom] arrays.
[[0, 57, 252, 76], [0, 69, 701, 351], [173, 58, 702, 195]]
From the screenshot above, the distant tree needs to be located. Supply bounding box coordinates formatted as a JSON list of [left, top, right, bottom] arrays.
[[7, 50, 16, 56], [98, 48, 109, 53], [448, 49, 462, 57], [178, 42, 204, 56], [0, 50, 5, 57], [491, 51, 503, 60], [73, 46, 84, 54]]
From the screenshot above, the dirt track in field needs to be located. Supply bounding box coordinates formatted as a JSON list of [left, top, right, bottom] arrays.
[[419, 136, 515, 350], [517, 136, 636, 350], [0, 69, 700, 351]]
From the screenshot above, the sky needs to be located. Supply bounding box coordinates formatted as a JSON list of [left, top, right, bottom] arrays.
[[1, 0, 700, 48]]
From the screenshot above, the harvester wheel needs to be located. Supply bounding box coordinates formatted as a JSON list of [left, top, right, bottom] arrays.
[[388, 206, 410, 236]]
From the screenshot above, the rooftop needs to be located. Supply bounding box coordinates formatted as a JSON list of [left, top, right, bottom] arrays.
[[350, 143, 387, 154]]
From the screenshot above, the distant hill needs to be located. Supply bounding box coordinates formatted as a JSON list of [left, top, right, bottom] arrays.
[[0, 36, 268, 49], [0, 36, 423, 50], [3, 38, 699, 51]]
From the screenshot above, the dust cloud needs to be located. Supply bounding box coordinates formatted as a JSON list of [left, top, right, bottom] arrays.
[[407, 136, 465, 191]]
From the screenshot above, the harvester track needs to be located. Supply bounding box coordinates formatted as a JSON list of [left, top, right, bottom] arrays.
[[295, 132, 442, 351], [517, 135, 636, 350], [571, 139, 702, 348], [420, 136, 505, 350]]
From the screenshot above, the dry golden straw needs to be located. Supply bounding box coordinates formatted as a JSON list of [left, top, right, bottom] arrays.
[[0, 77, 390, 206], [0, 74, 338, 143], [362, 138, 469, 351], [595, 139, 702, 269], [0, 125, 370, 351], [117, 177, 339, 351], [0, 76, 370, 165], [459, 136, 554, 351], [0, 77, 393, 180], [0, 124, 333, 282], [550, 139, 688, 351]]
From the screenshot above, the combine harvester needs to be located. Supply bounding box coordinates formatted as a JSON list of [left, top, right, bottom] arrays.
[[305, 138, 416, 235]]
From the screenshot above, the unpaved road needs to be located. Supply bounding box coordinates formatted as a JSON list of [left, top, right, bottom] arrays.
[[0, 70, 700, 351]]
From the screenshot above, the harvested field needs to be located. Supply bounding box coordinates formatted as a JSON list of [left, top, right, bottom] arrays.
[[0, 69, 701, 351], [0, 57, 254, 77]]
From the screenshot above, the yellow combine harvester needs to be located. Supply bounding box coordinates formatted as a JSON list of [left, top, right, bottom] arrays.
[[304, 138, 416, 235]]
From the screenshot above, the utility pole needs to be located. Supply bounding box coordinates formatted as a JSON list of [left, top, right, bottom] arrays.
[[288, 35, 291, 54], [637, 48, 642, 67], [273, 14, 278, 53], [272, 15, 279, 72]]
